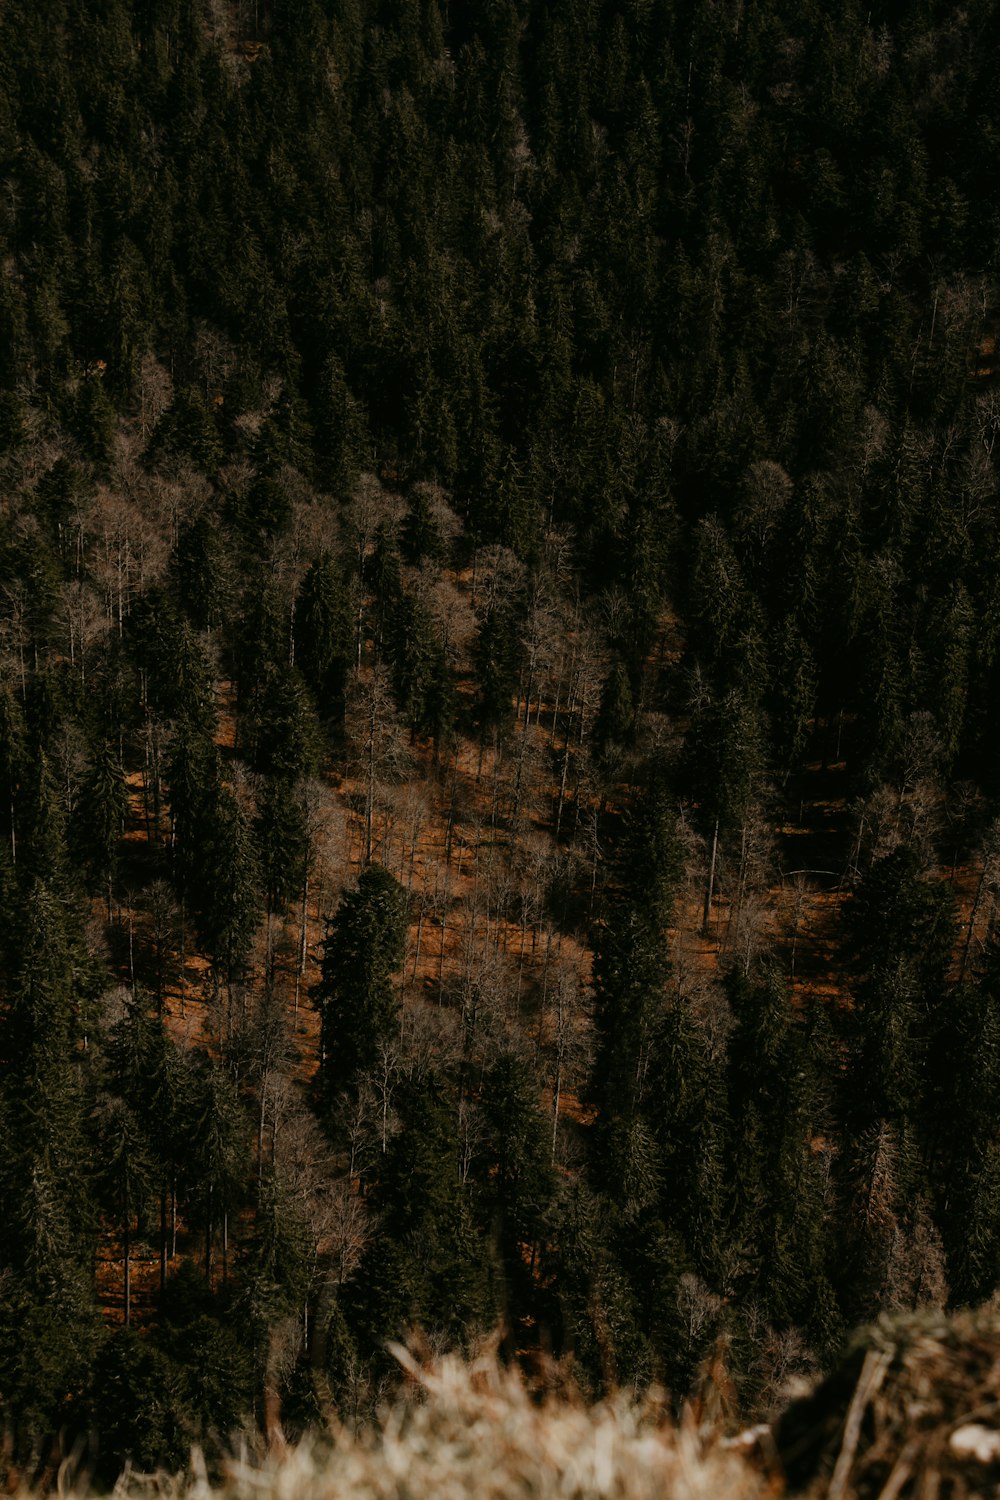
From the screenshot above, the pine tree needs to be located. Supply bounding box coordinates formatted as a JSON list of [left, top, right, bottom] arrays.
[[166, 720, 220, 909], [0, 682, 28, 868], [724, 968, 838, 1341], [171, 512, 230, 633], [845, 846, 955, 1134], [594, 660, 635, 766], [387, 585, 454, 747], [927, 968, 1000, 1305], [196, 782, 262, 986], [294, 553, 352, 722], [0, 878, 103, 1455], [350, 1075, 494, 1355], [92, 1094, 155, 1327], [589, 769, 682, 1122], [314, 865, 407, 1097], [107, 996, 191, 1294], [74, 739, 129, 917], [147, 384, 223, 476], [480, 1052, 556, 1277], [87, 1331, 188, 1485], [184, 1057, 246, 1285]]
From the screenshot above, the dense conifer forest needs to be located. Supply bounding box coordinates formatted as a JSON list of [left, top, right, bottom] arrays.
[[2, 0, 1000, 1480]]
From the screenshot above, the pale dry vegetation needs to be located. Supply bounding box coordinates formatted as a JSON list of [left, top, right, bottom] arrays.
[[34, 1311, 1000, 1500], [45, 1348, 769, 1500]]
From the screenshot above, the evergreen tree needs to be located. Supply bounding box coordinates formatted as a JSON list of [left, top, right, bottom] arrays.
[[294, 553, 352, 722], [0, 879, 103, 1457], [844, 846, 955, 1135], [74, 739, 129, 916], [195, 782, 262, 985], [927, 966, 1000, 1305], [314, 864, 407, 1096], [92, 1094, 155, 1328], [348, 1075, 494, 1359], [0, 682, 28, 868], [589, 769, 682, 1122], [87, 1331, 188, 1485], [724, 969, 838, 1344], [480, 1053, 556, 1280], [184, 1057, 246, 1285]]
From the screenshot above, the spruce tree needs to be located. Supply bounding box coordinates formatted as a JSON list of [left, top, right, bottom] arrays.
[[294, 553, 352, 722], [92, 1095, 155, 1328], [0, 878, 103, 1456], [314, 864, 407, 1097], [74, 739, 129, 917], [184, 1057, 246, 1285]]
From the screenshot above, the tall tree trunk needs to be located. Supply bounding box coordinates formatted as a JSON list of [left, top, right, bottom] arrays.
[[702, 818, 720, 935], [960, 866, 989, 981], [123, 1217, 131, 1329], [554, 740, 571, 840], [294, 871, 309, 1017], [160, 1184, 168, 1295]]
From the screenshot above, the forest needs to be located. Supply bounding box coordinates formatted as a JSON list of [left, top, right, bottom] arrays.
[[2, 0, 1000, 1481]]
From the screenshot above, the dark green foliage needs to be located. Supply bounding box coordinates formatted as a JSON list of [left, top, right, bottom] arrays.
[[243, 1166, 313, 1321], [928, 967, 1000, 1306], [387, 585, 454, 746], [257, 776, 311, 919], [1, 0, 1000, 1461], [347, 1076, 494, 1360], [401, 486, 447, 567], [172, 513, 230, 632], [233, 577, 289, 721], [36, 457, 88, 563], [74, 739, 129, 906], [480, 1053, 556, 1265], [724, 969, 837, 1338], [166, 721, 220, 903], [128, 592, 216, 734], [294, 553, 352, 721], [0, 1267, 103, 1463], [194, 782, 262, 980], [313, 352, 367, 494], [684, 679, 767, 838], [148, 386, 224, 476], [472, 558, 526, 735], [590, 770, 682, 1119], [0, 391, 25, 454], [245, 668, 320, 782], [594, 661, 634, 765], [0, 878, 103, 1455], [91, 1094, 155, 1322], [156, 1264, 255, 1438], [0, 682, 28, 864], [315, 864, 407, 1095], [590, 903, 669, 1121], [89, 1330, 188, 1482], [184, 1057, 247, 1280], [845, 847, 956, 1132], [72, 377, 116, 466]]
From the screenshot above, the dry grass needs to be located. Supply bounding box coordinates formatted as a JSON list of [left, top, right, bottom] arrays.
[[55, 1349, 767, 1500], [16, 1311, 1000, 1499], [773, 1303, 1000, 1497]]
